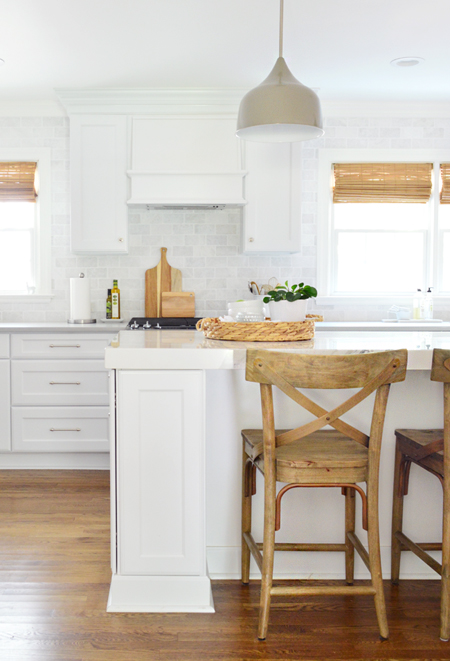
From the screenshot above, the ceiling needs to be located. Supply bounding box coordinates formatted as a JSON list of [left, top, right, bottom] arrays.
[[1, 0, 449, 113]]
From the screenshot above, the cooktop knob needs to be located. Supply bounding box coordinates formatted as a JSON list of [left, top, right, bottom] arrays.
[[143, 321, 151, 329]]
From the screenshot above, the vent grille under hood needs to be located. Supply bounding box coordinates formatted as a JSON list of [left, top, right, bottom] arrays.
[[147, 204, 226, 211]]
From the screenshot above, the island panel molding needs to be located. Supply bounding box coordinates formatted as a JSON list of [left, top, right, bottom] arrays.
[[110, 368, 213, 612]]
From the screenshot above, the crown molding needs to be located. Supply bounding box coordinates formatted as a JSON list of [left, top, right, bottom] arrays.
[[56, 88, 246, 116], [55, 88, 450, 119], [322, 100, 450, 118]]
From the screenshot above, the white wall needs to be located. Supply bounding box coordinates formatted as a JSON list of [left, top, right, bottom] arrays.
[[0, 114, 449, 322]]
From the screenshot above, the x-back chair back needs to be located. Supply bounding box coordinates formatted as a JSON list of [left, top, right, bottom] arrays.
[[242, 348, 408, 640]]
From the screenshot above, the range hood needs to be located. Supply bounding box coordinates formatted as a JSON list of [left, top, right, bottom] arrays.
[[127, 117, 247, 208]]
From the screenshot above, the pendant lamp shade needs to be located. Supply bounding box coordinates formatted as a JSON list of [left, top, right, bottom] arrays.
[[236, 1, 324, 143], [236, 57, 323, 142]]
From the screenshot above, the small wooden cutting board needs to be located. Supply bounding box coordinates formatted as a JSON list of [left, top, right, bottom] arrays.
[[161, 292, 196, 318], [145, 247, 182, 317]]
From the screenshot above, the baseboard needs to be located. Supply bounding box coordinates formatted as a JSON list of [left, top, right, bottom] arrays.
[[0, 452, 110, 469]]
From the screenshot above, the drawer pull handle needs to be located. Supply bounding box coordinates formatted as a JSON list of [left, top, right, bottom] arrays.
[[50, 428, 81, 432], [49, 344, 81, 348], [49, 381, 81, 386]]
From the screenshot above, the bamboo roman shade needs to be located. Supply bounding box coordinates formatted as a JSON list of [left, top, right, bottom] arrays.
[[0, 162, 37, 202], [440, 164, 450, 204], [333, 162, 433, 203]]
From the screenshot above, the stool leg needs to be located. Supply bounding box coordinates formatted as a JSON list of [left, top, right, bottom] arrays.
[[391, 441, 405, 585], [441, 386, 450, 641], [258, 464, 276, 641], [441, 523, 450, 641], [345, 487, 355, 584], [367, 478, 389, 640], [241, 443, 252, 584]]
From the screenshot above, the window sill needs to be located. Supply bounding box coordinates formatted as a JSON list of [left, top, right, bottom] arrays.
[[317, 295, 450, 306]]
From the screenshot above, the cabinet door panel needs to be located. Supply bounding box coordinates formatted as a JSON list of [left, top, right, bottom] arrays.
[[12, 406, 109, 452], [243, 141, 301, 253], [117, 370, 205, 576], [11, 360, 108, 406], [71, 115, 128, 254], [0, 334, 9, 358], [0, 360, 11, 451]]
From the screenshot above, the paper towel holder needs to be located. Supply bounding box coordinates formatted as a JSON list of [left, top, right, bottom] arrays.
[[68, 272, 97, 324]]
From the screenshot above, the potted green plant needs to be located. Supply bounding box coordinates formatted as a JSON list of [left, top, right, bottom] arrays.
[[263, 281, 318, 322]]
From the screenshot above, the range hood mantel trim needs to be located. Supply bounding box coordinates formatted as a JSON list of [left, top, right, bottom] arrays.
[[127, 171, 247, 207]]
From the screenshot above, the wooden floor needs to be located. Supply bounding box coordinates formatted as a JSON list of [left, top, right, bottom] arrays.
[[0, 471, 449, 661]]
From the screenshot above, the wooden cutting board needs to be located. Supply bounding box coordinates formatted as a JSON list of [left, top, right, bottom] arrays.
[[145, 247, 182, 317], [161, 292, 195, 318]]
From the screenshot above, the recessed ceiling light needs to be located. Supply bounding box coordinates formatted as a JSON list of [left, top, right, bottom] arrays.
[[390, 57, 424, 68]]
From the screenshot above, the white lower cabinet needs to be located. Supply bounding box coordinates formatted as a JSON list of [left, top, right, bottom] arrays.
[[108, 368, 213, 612], [8, 332, 114, 455], [12, 407, 109, 452], [11, 360, 109, 406]]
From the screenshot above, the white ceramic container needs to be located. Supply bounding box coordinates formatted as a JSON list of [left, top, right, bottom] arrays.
[[268, 299, 308, 322], [227, 300, 264, 320]]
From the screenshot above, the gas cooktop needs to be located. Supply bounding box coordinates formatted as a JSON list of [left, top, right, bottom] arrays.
[[127, 317, 202, 330]]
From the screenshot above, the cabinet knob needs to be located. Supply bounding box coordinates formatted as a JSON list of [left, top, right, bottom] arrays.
[[248, 237, 255, 243], [118, 237, 124, 242]]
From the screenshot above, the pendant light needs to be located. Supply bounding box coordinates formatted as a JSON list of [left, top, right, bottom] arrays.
[[236, 0, 324, 142]]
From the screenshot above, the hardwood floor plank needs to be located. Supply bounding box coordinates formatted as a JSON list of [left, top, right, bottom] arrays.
[[0, 470, 449, 660]]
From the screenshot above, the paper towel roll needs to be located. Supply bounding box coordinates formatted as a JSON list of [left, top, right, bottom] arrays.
[[69, 275, 92, 321]]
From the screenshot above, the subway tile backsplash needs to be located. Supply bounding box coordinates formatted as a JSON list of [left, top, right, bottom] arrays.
[[1, 114, 450, 322]]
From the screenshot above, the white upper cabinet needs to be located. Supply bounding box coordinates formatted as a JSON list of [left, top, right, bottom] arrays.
[[242, 141, 301, 253], [70, 115, 128, 254], [128, 117, 246, 206]]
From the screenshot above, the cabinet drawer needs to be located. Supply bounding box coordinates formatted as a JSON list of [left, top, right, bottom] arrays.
[[11, 334, 114, 359], [0, 334, 9, 358], [12, 406, 109, 452], [11, 360, 109, 406]]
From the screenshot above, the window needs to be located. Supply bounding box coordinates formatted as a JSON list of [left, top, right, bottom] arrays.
[[0, 149, 51, 297], [318, 149, 450, 302]]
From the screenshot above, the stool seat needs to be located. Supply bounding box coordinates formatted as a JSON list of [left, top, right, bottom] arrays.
[[242, 428, 368, 484], [394, 429, 443, 476]]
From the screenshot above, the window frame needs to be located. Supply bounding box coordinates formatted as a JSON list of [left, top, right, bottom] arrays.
[[317, 148, 450, 306], [0, 148, 52, 299]]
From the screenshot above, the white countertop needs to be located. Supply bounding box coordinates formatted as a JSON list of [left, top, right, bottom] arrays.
[[0, 321, 127, 333], [104, 328, 446, 371], [316, 320, 450, 331]]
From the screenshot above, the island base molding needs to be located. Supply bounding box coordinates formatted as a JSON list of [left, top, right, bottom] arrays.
[[107, 575, 215, 613]]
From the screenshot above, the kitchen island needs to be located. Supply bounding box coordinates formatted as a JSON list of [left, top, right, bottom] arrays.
[[105, 328, 449, 613]]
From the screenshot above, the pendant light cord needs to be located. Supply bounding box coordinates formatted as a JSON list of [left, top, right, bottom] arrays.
[[279, 0, 284, 58]]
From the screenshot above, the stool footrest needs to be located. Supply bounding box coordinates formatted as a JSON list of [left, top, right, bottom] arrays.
[[270, 585, 376, 597], [256, 542, 347, 552], [347, 531, 370, 570], [395, 530, 442, 575]]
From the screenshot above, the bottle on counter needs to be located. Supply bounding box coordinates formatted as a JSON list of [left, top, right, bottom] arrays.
[[111, 279, 121, 319], [413, 289, 422, 319], [423, 287, 433, 320], [106, 289, 112, 319]]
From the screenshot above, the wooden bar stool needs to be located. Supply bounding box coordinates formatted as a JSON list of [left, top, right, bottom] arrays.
[[241, 348, 407, 641], [391, 347, 450, 641]]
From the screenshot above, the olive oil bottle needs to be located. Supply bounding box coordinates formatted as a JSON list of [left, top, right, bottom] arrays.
[[111, 280, 120, 319], [106, 289, 112, 319]]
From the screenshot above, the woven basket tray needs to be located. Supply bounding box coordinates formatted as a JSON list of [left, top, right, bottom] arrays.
[[196, 314, 322, 342]]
